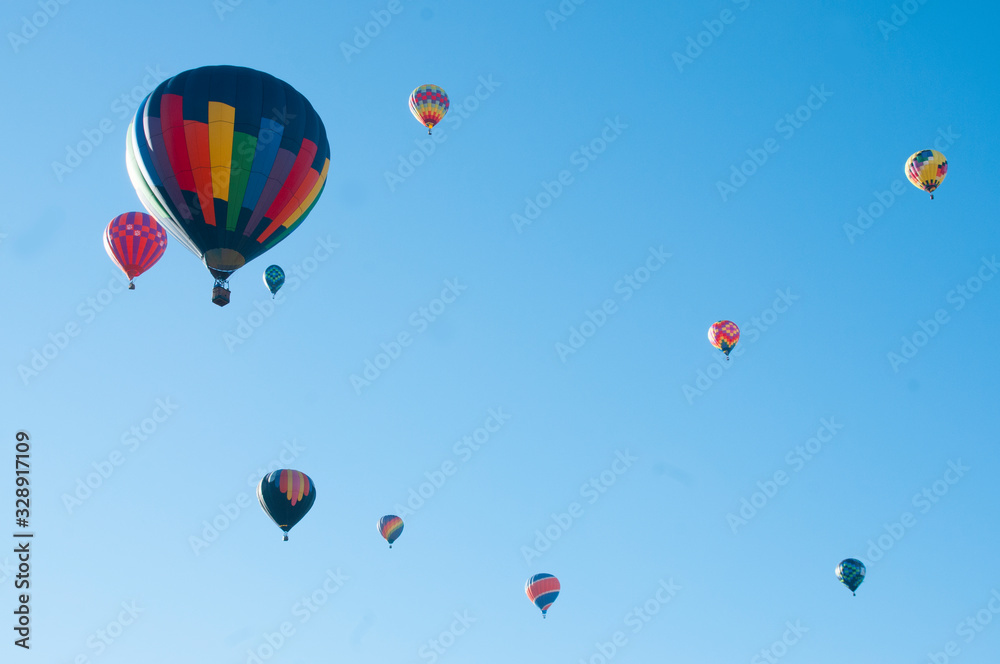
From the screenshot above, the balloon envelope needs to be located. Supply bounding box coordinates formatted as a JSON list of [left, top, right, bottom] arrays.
[[409, 84, 449, 133], [708, 320, 740, 356], [263, 264, 285, 296], [836, 558, 866, 594], [103, 212, 167, 285], [526, 573, 560, 617], [378, 515, 404, 547], [257, 469, 316, 540], [905, 149, 948, 198], [126, 65, 330, 283]]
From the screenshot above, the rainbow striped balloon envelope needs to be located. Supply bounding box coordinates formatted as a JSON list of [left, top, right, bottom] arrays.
[[103, 212, 167, 289], [525, 573, 560, 618], [378, 515, 404, 548], [126, 65, 330, 295], [257, 469, 316, 541], [409, 84, 449, 135], [708, 320, 740, 357], [905, 149, 948, 199]]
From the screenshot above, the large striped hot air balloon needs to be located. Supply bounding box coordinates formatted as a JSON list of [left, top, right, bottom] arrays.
[[708, 320, 740, 359], [378, 515, 404, 548], [257, 469, 316, 541], [409, 84, 449, 135], [126, 65, 331, 306], [103, 212, 167, 289], [525, 573, 560, 618], [905, 149, 948, 199]]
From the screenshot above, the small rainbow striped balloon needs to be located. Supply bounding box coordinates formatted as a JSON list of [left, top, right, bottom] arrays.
[[905, 149, 948, 199], [409, 84, 449, 135], [378, 515, 404, 548], [708, 320, 740, 357], [525, 573, 560, 618]]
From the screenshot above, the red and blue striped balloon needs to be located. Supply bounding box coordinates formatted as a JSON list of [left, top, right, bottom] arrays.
[[525, 573, 560, 618]]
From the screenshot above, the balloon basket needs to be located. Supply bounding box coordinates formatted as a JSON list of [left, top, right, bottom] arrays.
[[212, 285, 231, 307]]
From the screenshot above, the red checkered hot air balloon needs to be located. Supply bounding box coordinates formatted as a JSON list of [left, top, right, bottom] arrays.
[[708, 320, 740, 360], [103, 212, 168, 289]]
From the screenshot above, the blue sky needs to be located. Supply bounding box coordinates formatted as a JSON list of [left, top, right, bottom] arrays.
[[4, 0, 1000, 662]]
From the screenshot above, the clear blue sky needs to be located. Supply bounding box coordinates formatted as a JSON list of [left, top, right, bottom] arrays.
[[5, 0, 1000, 662]]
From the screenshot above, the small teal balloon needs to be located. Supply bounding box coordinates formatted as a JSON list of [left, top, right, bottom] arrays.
[[836, 558, 866, 596], [263, 265, 285, 298]]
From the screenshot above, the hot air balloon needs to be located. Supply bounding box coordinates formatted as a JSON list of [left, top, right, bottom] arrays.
[[526, 573, 560, 618], [257, 469, 316, 541], [409, 84, 449, 135], [905, 149, 948, 199], [835, 558, 866, 596], [378, 515, 403, 548], [103, 212, 168, 289], [263, 265, 285, 298], [126, 65, 330, 306], [708, 320, 740, 360]]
